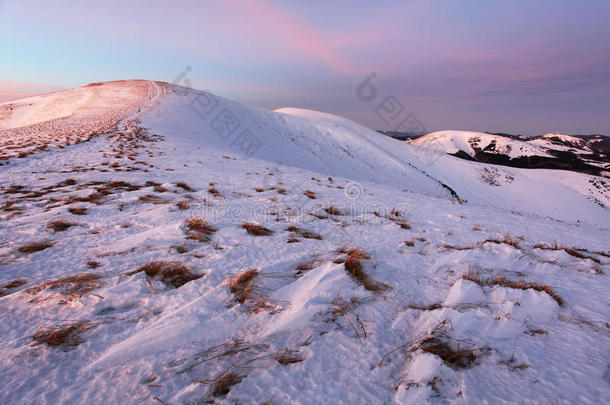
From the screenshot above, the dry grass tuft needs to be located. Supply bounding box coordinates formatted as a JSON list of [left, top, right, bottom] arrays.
[[526, 328, 548, 336], [563, 248, 589, 260], [324, 206, 343, 216], [275, 349, 304, 365], [335, 246, 351, 254], [285, 226, 322, 240], [126, 261, 203, 288], [68, 206, 88, 215], [396, 220, 411, 230], [342, 248, 388, 293], [345, 248, 371, 260], [28, 273, 102, 302], [174, 245, 188, 254], [227, 269, 260, 304], [208, 187, 221, 197], [0, 278, 27, 297], [138, 194, 170, 204], [175, 182, 193, 191], [210, 371, 244, 397], [184, 217, 217, 242], [309, 212, 327, 220], [419, 336, 477, 368], [441, 243, 475, 251], [18, 242, 53, 253], [32, 321, 94, 347], [294, 258, 323, 277], [191, 339, 303, 399], [376, 209, 411, 229], [408, 321, 487, 369], [226, 269, 283, 313], [176, 200, 190, 210], [533, 242, 602, 264], [303, 190, 316, 199], [323, 296, 370, 343], [242, 223, 273, 236], [463, 271, 563, 306], [46, 219, 76, 232], [185, 232, 211, 242], [481, 233, 522, 249], [186, 217, 216, 233], [408, 302, 443, 311]]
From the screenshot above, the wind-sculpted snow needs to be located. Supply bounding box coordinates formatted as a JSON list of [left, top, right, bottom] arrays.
[[0, 80, 609, 403]]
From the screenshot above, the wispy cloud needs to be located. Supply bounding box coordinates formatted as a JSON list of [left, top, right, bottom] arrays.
[[219, 0, 361, 75]]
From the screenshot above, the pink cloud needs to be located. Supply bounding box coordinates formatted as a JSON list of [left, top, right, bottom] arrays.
[[223, 0, 362, 75]]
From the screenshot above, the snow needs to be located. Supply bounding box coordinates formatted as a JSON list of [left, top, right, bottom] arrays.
[[0, 80, 609, 404], [144, 89, 609, 225], [417, 130, 604, 170], [0, 80, 160, 161], [443, 279, 486, 306], [540, 132, 587, 146], [412, 130, 553, 159]]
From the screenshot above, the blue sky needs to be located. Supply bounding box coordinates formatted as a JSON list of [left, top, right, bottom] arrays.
[[1, 0, 609, 135]]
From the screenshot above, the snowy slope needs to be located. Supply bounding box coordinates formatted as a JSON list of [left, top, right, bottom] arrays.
[[0, 80, 160, 161], [0, 80, 609, 404], [141, 87, 450, 199], [141, 87, 610, 225], [0, 80, 152, 130]]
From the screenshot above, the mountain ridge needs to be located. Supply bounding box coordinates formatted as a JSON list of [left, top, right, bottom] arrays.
[[1, 80, 609, 403], [409, 130, 609, 177]]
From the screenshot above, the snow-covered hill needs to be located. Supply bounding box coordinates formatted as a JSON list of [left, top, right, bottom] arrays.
[[533, 132, 593, 151], [412, 130, 552, 159], [411, 130, 609, 176], [0, 81, 609, 404], [0, 80, 160, 163], [142, 86, 609, 224]]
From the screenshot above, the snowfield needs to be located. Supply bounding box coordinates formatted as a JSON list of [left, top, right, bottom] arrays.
[[0, 80, 159, 161], [0, 81, 609, 404]]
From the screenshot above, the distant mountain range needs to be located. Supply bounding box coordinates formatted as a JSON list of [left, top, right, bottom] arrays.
[[381, 130, 609, 176]]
